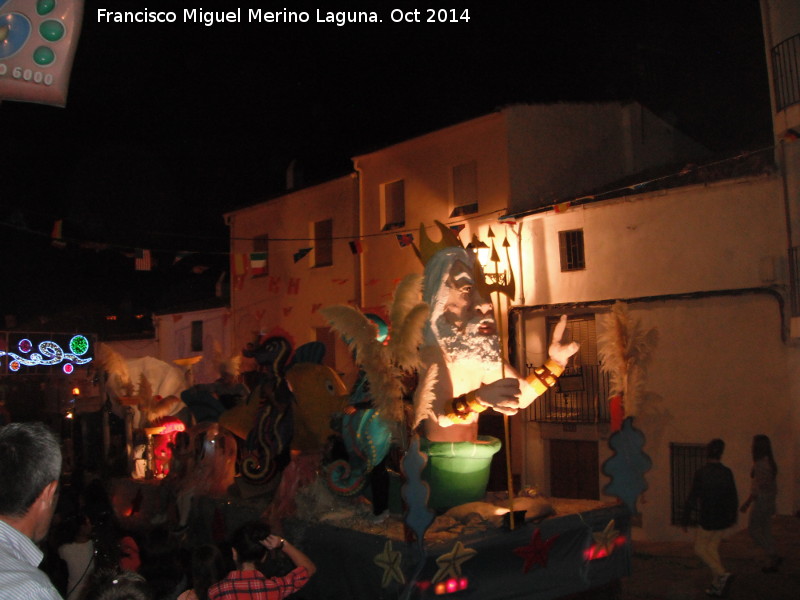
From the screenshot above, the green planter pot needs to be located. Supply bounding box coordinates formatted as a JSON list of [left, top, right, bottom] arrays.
[[421, 435, 502, 510]]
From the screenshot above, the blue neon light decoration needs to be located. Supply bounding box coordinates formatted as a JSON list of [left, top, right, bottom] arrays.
[[0, 334, 93, 373]]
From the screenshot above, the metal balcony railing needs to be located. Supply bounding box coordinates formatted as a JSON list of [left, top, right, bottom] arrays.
[[772, 33, 800, 112], [527, 364, 612, 424]]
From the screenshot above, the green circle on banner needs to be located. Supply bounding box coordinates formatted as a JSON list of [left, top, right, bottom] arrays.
[[33, 46, 55, 65], [39, 20, 64, 42], [36, 0, 55, 16]]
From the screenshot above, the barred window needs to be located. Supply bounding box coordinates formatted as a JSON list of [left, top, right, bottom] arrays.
[[670, 442, 706, 526], [559, 229, 585, 271]]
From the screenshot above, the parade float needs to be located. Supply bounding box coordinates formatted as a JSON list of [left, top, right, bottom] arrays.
[[76, 223, 655, 600], [272, 224, 653, 599]]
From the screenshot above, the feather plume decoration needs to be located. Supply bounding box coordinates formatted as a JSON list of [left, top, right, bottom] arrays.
[[136, 372, 155, 417], [95, 343, 133, 396], [321, 305, 405, 423], [390, 303, 428, 370], [321, 288, 429, 424], [387, 273, 427, 370], [412, 363, 438, 429], [390, 274, 423, 331], [597, 302, 658, 417]]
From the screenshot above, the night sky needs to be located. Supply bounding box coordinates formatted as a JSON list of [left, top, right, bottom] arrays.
[[0, 0, 773, 330]]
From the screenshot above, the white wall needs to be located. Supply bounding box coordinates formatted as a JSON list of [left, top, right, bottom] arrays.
[[511, 172, 799, 541], [519, 175, 785, 306], [154, 306, 231, 385], [631, 294, 792, 541], [226, 174, 360, 374]]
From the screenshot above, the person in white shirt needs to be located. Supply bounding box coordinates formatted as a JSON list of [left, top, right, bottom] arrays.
[[58, 513, 95, 600], [0, 421, 64, 600]]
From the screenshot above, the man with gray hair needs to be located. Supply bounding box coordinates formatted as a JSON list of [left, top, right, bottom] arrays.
[[0, 421, 64, 599]]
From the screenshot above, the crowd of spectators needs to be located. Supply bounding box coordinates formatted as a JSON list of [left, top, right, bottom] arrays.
[[2, 421, 316, 600]]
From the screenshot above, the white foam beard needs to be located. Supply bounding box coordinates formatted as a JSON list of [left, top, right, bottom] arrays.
[[434, 314, 502, 368]]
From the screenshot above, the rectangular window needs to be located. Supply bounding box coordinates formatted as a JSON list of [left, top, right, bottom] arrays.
[[559, 229, 586, 271], [450, 161, 478, 217], [252, 234, 269, 277], [191, 320, 203, 352], [313, 219, 333, 267], [670, 443, 706, 526], [381, 179, 405, 230]]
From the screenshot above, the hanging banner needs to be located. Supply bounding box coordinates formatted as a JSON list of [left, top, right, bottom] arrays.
[[0, 0, 84, 107]]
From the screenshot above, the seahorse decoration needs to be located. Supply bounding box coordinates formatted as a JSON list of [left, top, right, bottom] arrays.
[[325, 373, 394, 496], [240, 336, 295, 486], [321, 274, 428, 497]]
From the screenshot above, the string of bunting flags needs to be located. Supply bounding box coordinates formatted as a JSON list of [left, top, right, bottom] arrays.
[[7, 146, 776, 278]]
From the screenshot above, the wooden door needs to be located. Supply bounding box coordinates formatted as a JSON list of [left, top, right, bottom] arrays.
[[549, 439, 599, 499]]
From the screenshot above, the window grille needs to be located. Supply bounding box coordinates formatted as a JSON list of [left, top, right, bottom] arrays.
[[670, 443, 706, 526], [559, 229, 585, 271], [772, 33, 800, 112]]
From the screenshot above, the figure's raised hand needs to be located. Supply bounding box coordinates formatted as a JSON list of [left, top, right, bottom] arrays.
[[549, 315, 580, 367], [474, 378, 521, 415]]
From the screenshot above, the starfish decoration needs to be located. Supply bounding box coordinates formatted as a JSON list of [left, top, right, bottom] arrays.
[[591, 519, 620, 558], [513, 528, 560, 574], [373, 540, 405, 587], [432, 541, 477, 584]]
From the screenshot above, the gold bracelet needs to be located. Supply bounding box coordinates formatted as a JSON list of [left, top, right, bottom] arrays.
[[446, 393, 480, 424], [465, 390, 487, 413], [526, 359, 565, 393], [452, 394, 471, 417]]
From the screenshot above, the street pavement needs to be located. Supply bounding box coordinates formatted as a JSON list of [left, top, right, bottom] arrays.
[[619, 515, 800, 600]]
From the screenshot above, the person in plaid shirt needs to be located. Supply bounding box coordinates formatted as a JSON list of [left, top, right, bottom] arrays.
[[208, 521, 315, 600]]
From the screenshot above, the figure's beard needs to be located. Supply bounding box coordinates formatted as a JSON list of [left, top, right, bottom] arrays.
[[434, 315, 502, 366]]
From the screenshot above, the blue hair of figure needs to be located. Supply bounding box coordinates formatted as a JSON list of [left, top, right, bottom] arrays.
[[421, 246, 477, 348]]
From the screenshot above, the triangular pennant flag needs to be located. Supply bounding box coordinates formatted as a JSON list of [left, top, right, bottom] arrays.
[[396, 233, 414, 247], [449, 224, 466, 236], [349, 240, 363, 254], [498, 214, 517, 225], [554, 201, 571, 214], [293, 247, 312, 263]]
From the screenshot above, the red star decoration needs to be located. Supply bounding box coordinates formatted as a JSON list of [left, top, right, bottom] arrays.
[[513, 528, 560, 574]]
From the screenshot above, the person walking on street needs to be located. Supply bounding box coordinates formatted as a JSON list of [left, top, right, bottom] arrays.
[[740, 434, 782, 573], [682, 438, 738, 597]]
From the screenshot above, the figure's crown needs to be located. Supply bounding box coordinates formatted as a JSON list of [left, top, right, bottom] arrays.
[[413, 220, 463, 264]]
